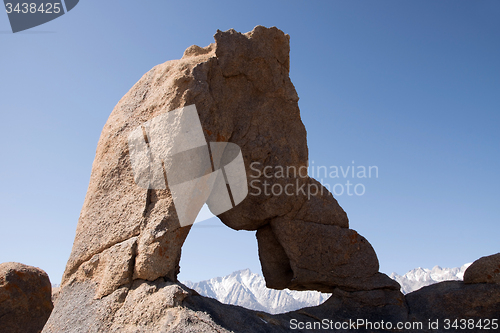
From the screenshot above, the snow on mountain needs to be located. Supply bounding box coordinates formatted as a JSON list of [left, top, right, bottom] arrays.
[[182, 264, 472, 314], [182, 269, 331, 314], [390, 263, 472, 294]]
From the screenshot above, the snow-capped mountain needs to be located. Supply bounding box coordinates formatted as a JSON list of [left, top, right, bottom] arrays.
[[182, 269, 330, 314], [182, 264, 472, 313], [390, 263, 472, 294]]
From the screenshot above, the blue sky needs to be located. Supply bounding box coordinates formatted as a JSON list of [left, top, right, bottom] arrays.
[[1, 1, 499, 284]]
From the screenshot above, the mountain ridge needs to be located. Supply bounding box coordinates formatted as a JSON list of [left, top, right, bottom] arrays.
[[182, 264, 472, 314], [390, 263, 472, 294], [183, 268, 330, 314]]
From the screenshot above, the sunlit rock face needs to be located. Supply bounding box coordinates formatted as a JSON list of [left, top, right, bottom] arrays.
[[43, 26, 409, 333]]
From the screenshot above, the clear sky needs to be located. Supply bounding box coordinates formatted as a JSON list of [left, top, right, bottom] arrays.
[[1, 1, 499, 284]]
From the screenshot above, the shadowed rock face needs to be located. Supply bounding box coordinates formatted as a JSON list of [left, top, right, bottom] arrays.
[[406, 281, 500, 331], [0, 262, 53, 333], [42, 278, 409, 333], [403, 256, 500, 332], [59, 25, 390, 298]]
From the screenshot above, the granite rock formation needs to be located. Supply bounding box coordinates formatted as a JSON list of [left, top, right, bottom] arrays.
[[0, 262, 53, 333], [463, 252, 500, 285], [44, 25, 403, 332], [58, 25, 393, 299], [404, 255, 500, 332], [406, 281, 500, 326], [43, 278, 409, 333], [42, 26, 499, 332], [43, 254, 500, 333]]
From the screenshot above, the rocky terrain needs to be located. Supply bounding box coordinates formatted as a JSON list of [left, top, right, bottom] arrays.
[[39, 25, 404, 332], [181, 263, 473, 314], [1, 26, 498, 333]]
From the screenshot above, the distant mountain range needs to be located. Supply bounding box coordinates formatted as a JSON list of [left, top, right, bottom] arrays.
[[390, 263, 471, 294], [182, 264, 472, 314], [183, 269, 330, 314]]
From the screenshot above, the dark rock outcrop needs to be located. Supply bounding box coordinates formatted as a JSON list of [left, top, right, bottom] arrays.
[[406, 281, 500, 332], [44, 277, 408, 333], [464, 252, 500, 285], [0, 262, 53, 333], [405, 254, 500, 333]]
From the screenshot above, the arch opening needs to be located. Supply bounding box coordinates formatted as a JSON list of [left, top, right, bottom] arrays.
[[178, 204, 330, 314]]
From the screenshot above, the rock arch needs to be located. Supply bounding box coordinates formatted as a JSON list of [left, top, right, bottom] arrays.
[[43, 27, 500, 333], [60, 26, 398, 301]]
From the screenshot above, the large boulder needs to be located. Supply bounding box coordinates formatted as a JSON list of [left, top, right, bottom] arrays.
[[0, 262, 53, 333], [406, 281, 500, 332], [406, 254, 500, 333], [463, 252, 500, 285]]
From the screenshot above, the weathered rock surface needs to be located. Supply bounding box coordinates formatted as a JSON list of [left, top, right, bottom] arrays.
[[404, 254, 500, 332], [43, 274, 500, 333], [0, 262, 53, 333], [463, 252, 500, 285], [43, 279, 233, 333], [45, 26, 405, 331], [43, 277, 407, 333], [59, 25, 386, 300], [266, 218, 399, 292], [406, 281, 500, 332], [299, 287, 408, 325], [51, 286, 61, 305]]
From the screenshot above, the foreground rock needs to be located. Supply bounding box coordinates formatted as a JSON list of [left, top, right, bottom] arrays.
[[42, 25, 500, 332], [463, 252, 500, 285], [405, 254, 500, 333], [43, 268, 500, 333], [44, 25, 403, 332], [0, 262, 53, 333], [44, 278, 408, 333], [406, 281, 500, 332]]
